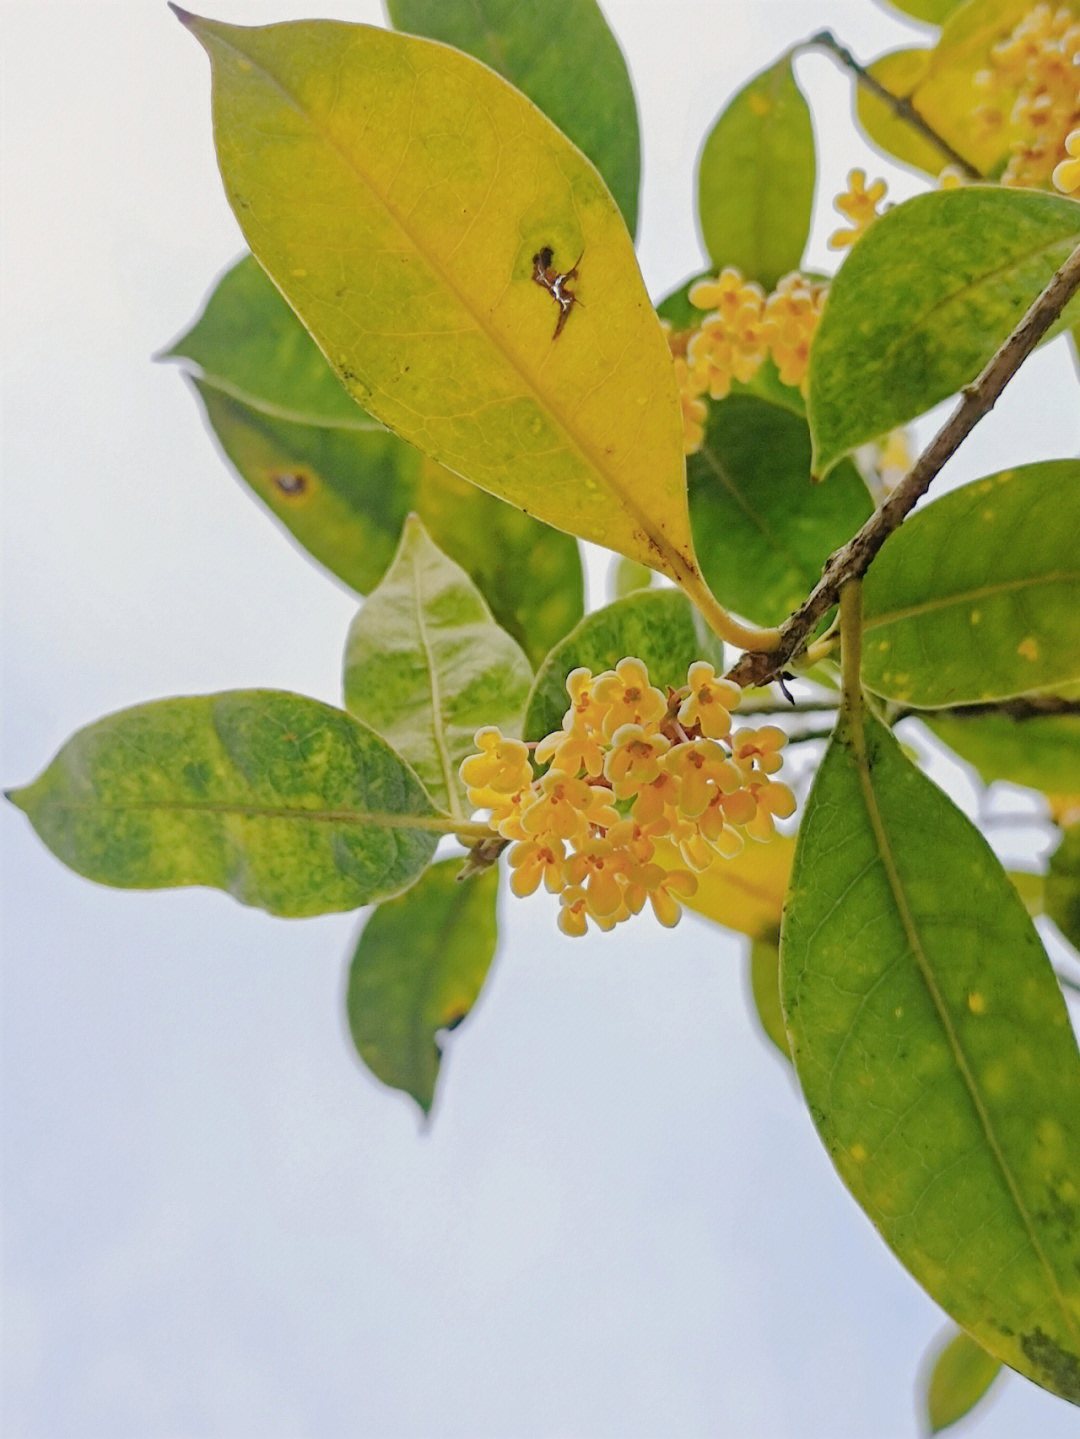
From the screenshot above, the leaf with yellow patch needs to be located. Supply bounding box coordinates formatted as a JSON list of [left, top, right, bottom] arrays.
[[655, 830, 795, 941], [176, 12, 701, 590]]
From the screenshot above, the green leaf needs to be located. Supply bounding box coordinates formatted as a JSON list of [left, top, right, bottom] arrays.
[[384, 0, 640, 239], [688, 394, 872, 627], [921, 711, 1080, 794], [861, 462, 1080, 706], [611, 557, 654, 601], [855, 48, 945, 176], [748, 935, 792, 1060], [782, 706, 1080, 1403], [190, 377, 417, 595], [170, 256, 583, 666], [865, 1, 1080, 180], [923, 1328, 1004, 1433], [6, 692, 438, 916], [412, 458, 583, 670], [179, 14, 698, 587], [346, 858, 499, 1115], [343, 517, 531, 816], [807, 189, 1080, 476], [874, 0, 966, 21], [1047, 825, 1080, 950], [697, 58, 815, 291], [523, 589, 725, 743]]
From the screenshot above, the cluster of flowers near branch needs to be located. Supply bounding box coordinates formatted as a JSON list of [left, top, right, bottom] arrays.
[[664, 172, 891, 453], [459, 660, 795, 936], [977, 3, 1080, 193], [663, 270, 827, 450]]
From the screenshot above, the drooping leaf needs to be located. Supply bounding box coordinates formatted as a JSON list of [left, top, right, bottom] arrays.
[[697, 58, 815, 291], [179, 15, 698, 586], [782, 705, 1080, 1402], [655, 830, 796, 941], [523, 590, 724, 743], [170, 255, 583, 666], [343, 518, 532, 816], [346, 858, 499, 1115], [923, 1328, 1004, 1433], [861, 462, 1080, 706], [6, 693, 438, 916], [688, 394, 872, 626], [1047, 824, 1080, 951], [807, 189, 1080, 476], [921, 710, 1080, 794], [384, 0, 640, 238]]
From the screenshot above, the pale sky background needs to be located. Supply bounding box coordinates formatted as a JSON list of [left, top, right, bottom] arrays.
[[3, 2, 1080, 1437]]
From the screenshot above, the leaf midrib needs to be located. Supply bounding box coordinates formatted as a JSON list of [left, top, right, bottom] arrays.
[[203, 19, 692, 576], [22, 795, 447, 830], [864, 567, 1080, 627], [845, 709, 1080, 1351]]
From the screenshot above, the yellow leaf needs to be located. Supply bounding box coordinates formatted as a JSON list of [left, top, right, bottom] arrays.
[[655, 831, 795, 939], [177, 13, 702, 590]]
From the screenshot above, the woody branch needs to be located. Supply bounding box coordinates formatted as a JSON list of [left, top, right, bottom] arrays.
[[728, 238, 1080, 691]]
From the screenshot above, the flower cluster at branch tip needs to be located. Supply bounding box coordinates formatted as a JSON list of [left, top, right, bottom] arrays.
[[663, 267, 827, 451], [975, 4, 1080, 193], [828, 169, 890, 249], [459, 660, 796, 937]]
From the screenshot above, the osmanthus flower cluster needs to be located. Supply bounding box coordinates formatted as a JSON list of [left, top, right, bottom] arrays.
[[975, 3, 1080, 193], [459, 660, 796, 937], [663, 268, 828, 451]]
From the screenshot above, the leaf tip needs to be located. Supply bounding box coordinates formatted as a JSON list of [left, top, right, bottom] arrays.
[[4, 785, 27, 811]]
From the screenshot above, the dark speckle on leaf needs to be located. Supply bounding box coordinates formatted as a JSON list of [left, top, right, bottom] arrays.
[[271, 471, 308, 497]]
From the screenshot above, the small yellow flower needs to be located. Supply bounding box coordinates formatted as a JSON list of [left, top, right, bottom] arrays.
[[508, 837, 567, 897], [731, 725, 787, 777], [459, 727, 532, 795], [1053, 127, 1080, 194], [603, 724, 671, 798], [677, 661, 742, 740], [592, 657, 668, 739], [828, 169, 888, 251]]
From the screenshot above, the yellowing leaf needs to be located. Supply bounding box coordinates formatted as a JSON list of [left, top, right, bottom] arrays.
[[178, 13, 699, 587], [655, 831, 795, 940]]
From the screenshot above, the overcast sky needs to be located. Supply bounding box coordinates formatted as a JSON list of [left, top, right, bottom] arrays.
[[3, 3, 1080, 1437]]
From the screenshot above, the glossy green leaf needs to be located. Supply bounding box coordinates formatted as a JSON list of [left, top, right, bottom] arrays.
[[782, 705, 1080, 1402], [343, 517, 531, 816], [748, 935, 791, 1060], [862, 462, 1080, 706], [170, 256, 583, 666], [923, 1328, 1004, 1433], [807, 189, 1080, 476], [1047, 825, 1080, 951], [921, 711, 1080, 794], [688, 394, 872, 626], [6, 693, 438, 916], [346, 858, 499, 1115], [697, 58, 814, 291], [523, 589, 725, 743], [180, 14, 697, 587], [384, 0, 640, 239]]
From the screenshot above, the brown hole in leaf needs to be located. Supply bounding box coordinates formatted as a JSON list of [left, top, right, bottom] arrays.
[[270, 470, 309, 499]]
